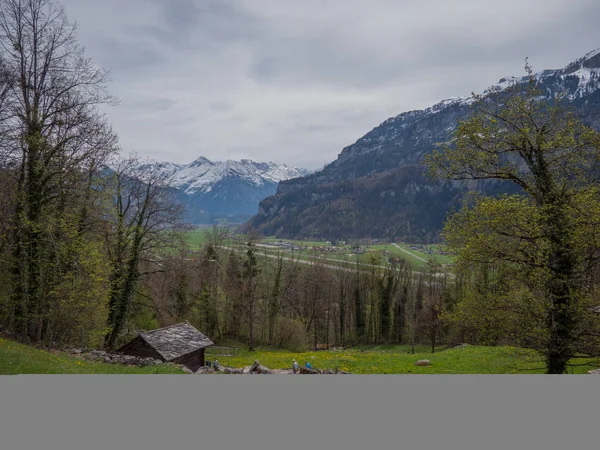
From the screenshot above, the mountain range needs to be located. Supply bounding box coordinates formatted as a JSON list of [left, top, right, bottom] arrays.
[[246, 49, 600, 242], [136, 158, 311, 224]]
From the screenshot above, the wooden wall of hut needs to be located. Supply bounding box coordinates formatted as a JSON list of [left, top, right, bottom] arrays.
[[172, 349, 205, 372]]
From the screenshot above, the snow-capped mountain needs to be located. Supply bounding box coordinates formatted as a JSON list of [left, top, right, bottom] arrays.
[[149, 158, 310, 196], [137, 158, 311, 224], [248, 48, 600, 241]]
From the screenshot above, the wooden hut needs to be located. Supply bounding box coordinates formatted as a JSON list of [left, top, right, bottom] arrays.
[[117, 322, 214, 372]]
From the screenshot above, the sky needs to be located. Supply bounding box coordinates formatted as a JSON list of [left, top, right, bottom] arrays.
[[62, 0, 600, 170]]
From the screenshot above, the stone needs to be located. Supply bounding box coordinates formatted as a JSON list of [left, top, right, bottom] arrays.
[[255, 365, 271, 374], [299, 366, 319, 374], [248, 360, 261, 373], [415, 360, 431, 366]]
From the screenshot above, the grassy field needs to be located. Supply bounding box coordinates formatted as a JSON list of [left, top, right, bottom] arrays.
[[259, 237, 454, 268], [0, 337, 186, 374], [371, 243, 454, 266], [208, 344, 599, 374], [263, 237, 331, 247], [186, 228, 212, 249], [3, 336, 598, 374], [188, 231, 455, 269], [244, 241, 448, 271], [186, 228, 237, 250]]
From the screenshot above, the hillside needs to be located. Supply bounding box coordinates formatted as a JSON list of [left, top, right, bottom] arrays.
[[247, 49, 600, 242], [0, 337, 185, 374]]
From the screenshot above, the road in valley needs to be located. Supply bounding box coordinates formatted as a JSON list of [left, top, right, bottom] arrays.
[[392, 243, 428, 263]]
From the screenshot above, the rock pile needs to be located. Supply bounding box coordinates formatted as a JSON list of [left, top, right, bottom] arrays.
[[194, 359, 349, 375], [64, 348, 165, 367]]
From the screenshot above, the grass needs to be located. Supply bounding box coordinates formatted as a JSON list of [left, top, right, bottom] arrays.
[[211, 344, 599, 374], [263, 237, 330, 247], [371, 243, 454, 266], [3, 336, 598, 374], [186, 228, 235, 250], [194, 234, 455, 269], [186, 228, 212, 249], [0, 337, 186, 374], [255, 238, 455, 269]]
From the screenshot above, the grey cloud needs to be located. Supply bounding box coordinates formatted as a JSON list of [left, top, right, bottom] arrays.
[[61, 0, 600, 169], [96, 38, 167, 71], [209, 101, 233, 113], [129, 98, 177, 112]]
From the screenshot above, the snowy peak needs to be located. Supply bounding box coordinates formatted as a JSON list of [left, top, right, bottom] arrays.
[[562, 48, 600, 73], [381, 48, 600, 129], [143, 157, 311, 196]]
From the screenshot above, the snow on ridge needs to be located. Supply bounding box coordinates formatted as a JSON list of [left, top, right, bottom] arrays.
[[377, 49, 600, 131], [139, 156, 311, 196]]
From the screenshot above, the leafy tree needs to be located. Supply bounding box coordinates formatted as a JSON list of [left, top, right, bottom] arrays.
[[425, 61, 600, 373], [0, 0, 117, 341]]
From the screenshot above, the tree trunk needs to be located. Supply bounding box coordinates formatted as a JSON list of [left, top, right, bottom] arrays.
[[248, 299, 254, 351], [339, 284, 346, 346]]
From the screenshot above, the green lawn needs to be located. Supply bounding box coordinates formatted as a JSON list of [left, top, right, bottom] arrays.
[[212, 344, 599, 374], [186, 228, 236, 250], [186, 229, 212, 249], [0, 337, 186, 374]]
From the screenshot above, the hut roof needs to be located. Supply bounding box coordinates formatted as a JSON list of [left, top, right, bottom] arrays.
[[138, 322, 214, 361]]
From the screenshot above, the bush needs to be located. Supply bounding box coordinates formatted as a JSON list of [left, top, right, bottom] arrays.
[[273, 317, 307, 352]]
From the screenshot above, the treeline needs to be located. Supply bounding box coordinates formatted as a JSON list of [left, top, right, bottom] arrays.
[[145, 232, 460, 352]]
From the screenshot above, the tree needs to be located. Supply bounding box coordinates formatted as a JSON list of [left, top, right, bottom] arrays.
[[241, 239, 260, 351], [267, 250, 283, 345], [379, 267, 395, 343], [425, 61, 600, 373], [222, 250, 243, 339], [0, 0, 118, 341], [104, 155, 186, 349]]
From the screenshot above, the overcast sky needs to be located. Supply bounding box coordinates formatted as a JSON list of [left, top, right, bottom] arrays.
[[62, 0, 600, 170]]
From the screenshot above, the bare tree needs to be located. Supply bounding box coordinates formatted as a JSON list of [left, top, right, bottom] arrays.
[[103, 155, 186, 349], [240, 238, 260, 351], [0, 0, 118, 340]]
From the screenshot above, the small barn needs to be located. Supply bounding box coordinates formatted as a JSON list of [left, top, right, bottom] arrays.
[[117, 322, 214, 372]]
